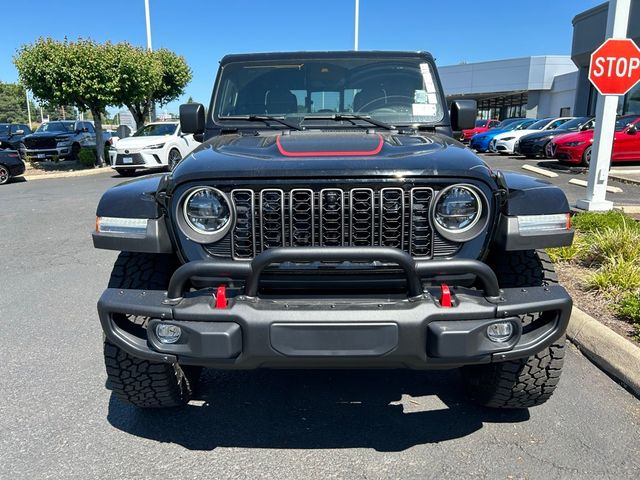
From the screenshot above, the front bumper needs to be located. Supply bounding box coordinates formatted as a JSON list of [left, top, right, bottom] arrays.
[[494, 139, 516, 154], [518, 141, 546, 157], [109, 151, 164, 169], [24, 147, 71, 159], [554, 145, 585, 163], [98, 247, 572, 370]]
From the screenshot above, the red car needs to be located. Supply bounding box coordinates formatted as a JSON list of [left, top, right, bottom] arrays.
[[461, 119, 500, 142], [549, 115, 640, 166]]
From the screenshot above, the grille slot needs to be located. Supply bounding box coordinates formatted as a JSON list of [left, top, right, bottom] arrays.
[[226, 186, 448, 260], [260, 189, 285, 250], [320, 189, 345, 247], [231, 189, 255, 259], [409, 187, 434, 258]]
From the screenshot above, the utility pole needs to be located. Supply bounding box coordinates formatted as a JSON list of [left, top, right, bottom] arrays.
[[25, 89, 32, 127], [144, 0, 154, 123], [576, 0, 631, 211], [354, 0, 359, 51]]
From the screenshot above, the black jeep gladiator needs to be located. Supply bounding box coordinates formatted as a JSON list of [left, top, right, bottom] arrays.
[[93, 51, 574, 409]]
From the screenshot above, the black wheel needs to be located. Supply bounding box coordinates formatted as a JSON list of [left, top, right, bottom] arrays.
[[103, 252, 201, 408], [0, 164, 10, 185], [17, 142, 26, 159], [117, 169, 137, 177], [582, 146, 591, 167], [69, 142, 81, 160], [167, 148, 182, 171], [462, 250, 566, 409]]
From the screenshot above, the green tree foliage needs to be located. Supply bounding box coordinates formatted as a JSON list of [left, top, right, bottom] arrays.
[[0, 82, 32, 124], [14, 38, 120, 165], [119, 48, 192, 129]]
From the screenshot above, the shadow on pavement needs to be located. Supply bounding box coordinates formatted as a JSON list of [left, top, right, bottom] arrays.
[[107, 369, 529, 451]]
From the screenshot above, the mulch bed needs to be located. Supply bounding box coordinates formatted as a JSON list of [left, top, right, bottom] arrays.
[[556, 263, 639, 347], [24, 159, 93, 176]]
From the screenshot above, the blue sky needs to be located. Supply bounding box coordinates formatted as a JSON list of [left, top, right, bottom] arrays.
[[1, 0, 604, 114]]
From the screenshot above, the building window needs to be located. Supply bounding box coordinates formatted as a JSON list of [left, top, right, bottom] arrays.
[[559, 107, 571, 116]]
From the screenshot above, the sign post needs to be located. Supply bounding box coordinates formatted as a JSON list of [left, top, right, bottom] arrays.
[[577, 0, 637, 212]]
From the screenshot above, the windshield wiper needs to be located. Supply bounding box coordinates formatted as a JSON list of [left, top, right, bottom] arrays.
[[219, 115, 302, 131], [302, 114, 395, 131]]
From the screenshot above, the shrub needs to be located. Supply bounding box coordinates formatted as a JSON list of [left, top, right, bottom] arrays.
[[616, 293, 640, 336], [586, 226, 640, 265], [78, 147, 96, 167], [572, 210, 640, 234], [585, 257, 640, 294]]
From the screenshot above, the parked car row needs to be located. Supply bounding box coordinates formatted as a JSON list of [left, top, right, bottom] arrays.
[[468, 114, 640, 166]]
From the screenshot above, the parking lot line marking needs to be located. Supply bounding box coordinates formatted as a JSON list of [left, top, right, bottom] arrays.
[[522, 164, 559, 178], [569, 178, 623, 193]]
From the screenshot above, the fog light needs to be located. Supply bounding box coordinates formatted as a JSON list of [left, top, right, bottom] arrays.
[[486, 322, 514, 343], [156, 324, 182, 344]]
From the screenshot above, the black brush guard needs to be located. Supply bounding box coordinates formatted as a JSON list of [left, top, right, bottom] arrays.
[[98, 247, 572, 369]]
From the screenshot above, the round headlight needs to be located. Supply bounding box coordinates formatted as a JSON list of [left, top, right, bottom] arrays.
[[434, 185, 482, 234], [183, 187, 231, 235]]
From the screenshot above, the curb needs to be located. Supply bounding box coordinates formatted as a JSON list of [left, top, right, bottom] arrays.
[[609, 173, 640, 186], [23, 167, 113, 181], [567, 307, 640, 396]]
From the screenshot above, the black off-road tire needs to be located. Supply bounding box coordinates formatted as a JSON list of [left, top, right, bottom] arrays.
[[462, 250, 566, 409], [70, 142, 81, 160], [104, 252, 201, 408]]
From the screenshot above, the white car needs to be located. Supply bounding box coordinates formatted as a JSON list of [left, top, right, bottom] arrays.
[[490, 117, 573, 155], [108, 122, 199, 176]]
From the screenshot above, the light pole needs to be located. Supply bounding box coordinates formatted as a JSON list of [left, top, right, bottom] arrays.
[[144, 0, 154, 123], [144, 0, 152, 51], [354, 0, 359, 51], [25, 89, 32, 127]]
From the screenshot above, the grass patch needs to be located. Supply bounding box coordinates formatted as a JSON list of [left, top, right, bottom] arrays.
[[548, 210, 640, 335]]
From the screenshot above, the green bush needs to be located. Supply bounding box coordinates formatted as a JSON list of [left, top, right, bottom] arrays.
[[587, 226, 640, 265], [616, 293, 640, 337], [77, 147, 96, 167], [572, 210, 640, 234], [585, 257, 640, 294]]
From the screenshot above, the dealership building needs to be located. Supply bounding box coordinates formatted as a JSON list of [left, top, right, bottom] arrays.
[[439, 1, 640, 120]]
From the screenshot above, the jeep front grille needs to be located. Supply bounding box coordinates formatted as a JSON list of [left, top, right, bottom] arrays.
[[223, 187, 447, 260]]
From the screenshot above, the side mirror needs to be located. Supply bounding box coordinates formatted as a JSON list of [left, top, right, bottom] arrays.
[[450, 100, 477, 131], [180, 103, 205, 135], [627, 125, 637, 135]]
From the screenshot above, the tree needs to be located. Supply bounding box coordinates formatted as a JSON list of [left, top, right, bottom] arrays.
[[14, 38, 120, 165], [0, 82, 33, 124], [120, 48, 192, 129]]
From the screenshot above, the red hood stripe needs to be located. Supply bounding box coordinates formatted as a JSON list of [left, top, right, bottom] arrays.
[[275, 134, 384, 157]]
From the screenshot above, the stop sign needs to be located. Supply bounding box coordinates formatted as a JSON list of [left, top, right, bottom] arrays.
[[589, 38, 640, 95]]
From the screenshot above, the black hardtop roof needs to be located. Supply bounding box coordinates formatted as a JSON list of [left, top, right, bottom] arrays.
[[219, 51, 435, 64]]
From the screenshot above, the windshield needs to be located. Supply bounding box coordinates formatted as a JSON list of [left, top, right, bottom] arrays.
[[513, 119, 536, 130], [527, 119, 553, 130], [615, 116, 640, 131], [0, 124, 10, 135], [474, 120, 488, 127], [556, 117, 591, 131], [496, 118, 522, 129], [36, 122, 74, 133], [133, 123, 178, 137], [214, 56, 444, 127]]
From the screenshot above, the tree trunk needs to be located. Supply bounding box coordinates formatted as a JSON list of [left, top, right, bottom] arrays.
[[128, 104, 147, 131], [92, 109, 105, 167]]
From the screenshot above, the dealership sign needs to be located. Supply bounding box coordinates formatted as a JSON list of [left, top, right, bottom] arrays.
[[589, 38, 640, 95]]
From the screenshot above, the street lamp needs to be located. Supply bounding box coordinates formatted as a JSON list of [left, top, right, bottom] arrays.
[[354, 0, 359, 51], [144, 0, 154, 122]]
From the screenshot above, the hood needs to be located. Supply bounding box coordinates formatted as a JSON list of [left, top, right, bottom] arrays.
[[171, 131, 495, 184], [551, 130, 593, 145], [24, 131, 70, 139], [475, 128, 509, 140], [114, 135, 170, 150]]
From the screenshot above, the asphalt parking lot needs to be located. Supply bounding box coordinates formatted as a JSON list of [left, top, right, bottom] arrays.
[[478, 152, 640, 207], [1, 172, 640, 479]]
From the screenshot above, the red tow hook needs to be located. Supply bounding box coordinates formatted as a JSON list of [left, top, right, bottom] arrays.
[[214, 285, 228, 309], [440, 283, 452, 308]]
